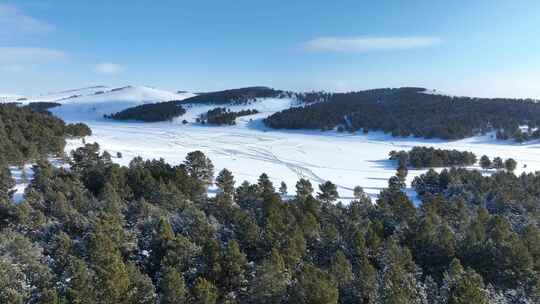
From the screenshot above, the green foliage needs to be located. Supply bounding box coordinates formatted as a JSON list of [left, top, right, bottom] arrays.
[[317, 181, 338, 203], [291, 264, 338, 304], [266, 87, 540, 141], [106, 101, 186, 122], [200, 107, 258, 125], [390, 146, 477, 168], [159, 266, 187, 304], [0, 104, 67, 163]]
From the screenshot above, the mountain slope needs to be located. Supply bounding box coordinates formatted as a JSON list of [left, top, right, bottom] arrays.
[[46, 86, 194, 122]]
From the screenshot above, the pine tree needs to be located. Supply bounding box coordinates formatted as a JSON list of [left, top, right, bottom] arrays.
[[330, 250, 353, 289], [396, 163, 408, 185], [317, 181, 338, 203], [295, 178, 313, 199], [279, 181, 287, 196], [184, 151, 214, 187], [291, 264, 338, 304], [87, 229, 130, 304], [216, 168, 235, 196], [504, 158, 517, 172], [479, 155, 491, 170], [127, 262, 157, 304], [248, 248, 290, 303], [353, 185, 366, 200], [379, 238, 426, 304], [219, 240, 248, 293], [191, 277, 219, 304], [65, 258, 98, 304], [257, 173, 274, 194], [492, 157, 504, 170], [441, 259, 488, 304], [159, 266, 187, 304]]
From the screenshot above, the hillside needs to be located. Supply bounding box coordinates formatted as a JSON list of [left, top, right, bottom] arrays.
[[106, 87, 297, 123], [264, 87, 540, 141], [42, 86, 194, 122]]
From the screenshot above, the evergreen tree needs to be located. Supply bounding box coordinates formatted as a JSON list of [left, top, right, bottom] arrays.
[[184, 151, 214, 187], [216, 168, 235, 196], [257, 173, 274, 194], [279, 181, 287, 196], [379, 238, 426, 304], [158, 266, 187, 304], [353, 185, 365, 200], [191, 277, 219, 304], [441, 259, 488, 304], [219, 240, 248, 293], [248, 248, 290, 303], [65, 258, 98, 304], [504, 158, 517, 172], [127, 262, 157, 304], [492, 157, 504, 170], [396, 163, 408, 185], [479, 155, 491, 170], [87, 228, 130, 303], [295, 178, 313, 198], [317, 181, 339, 204], [291, 264, 338, 304]]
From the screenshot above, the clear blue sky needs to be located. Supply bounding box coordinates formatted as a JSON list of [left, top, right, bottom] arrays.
[[1, 0, 540, 97]]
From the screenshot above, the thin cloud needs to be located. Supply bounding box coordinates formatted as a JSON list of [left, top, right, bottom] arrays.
[[0, 4, 54, 37], [94, 62, 124, 75], [0, 47, 66, 64], [303, 36, 443, 53]]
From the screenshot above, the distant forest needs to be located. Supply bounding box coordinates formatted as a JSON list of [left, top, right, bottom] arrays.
[[265, 87, 540, 141], [105, 87, 285, 122], [185, 87, 283, 104], [199, 108, 259, 125], [389, 147, 477, 169], [106, 102, 186, 122]]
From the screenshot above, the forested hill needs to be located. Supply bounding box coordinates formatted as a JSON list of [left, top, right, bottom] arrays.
[[0, 104, 91, 164], [264, 87, 540, 140], [183, 86, 284, 104]]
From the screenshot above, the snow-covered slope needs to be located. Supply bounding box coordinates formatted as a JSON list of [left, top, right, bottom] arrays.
[[177, 97, 300, 123], [47, 86, 195, 122]]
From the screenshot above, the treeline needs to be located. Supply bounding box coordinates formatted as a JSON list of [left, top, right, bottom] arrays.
[[185, 86, 283, 105], [26, 101, 61, 112], [0, 104, 89, 164], [389, 147, 477, 168], [198, 107, 258, 125], [105, 101, 186, 122], [265, 87, 540, 140], [0, 142, 538, 303]]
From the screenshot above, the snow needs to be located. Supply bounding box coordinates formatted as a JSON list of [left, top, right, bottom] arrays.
[[50, 86, 195, 121], [9, 164, 34, 203], [9, 158, 70, 203], [14, 85, 540, 205]]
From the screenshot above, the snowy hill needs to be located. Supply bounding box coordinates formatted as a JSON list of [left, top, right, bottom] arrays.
[[42, 86, 195, 122]]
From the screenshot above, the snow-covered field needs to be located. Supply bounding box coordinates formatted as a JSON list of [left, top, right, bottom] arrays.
[[11, 85, 540, 203]]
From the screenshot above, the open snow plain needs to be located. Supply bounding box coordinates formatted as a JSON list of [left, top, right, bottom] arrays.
[[56, 101, 540, 202]]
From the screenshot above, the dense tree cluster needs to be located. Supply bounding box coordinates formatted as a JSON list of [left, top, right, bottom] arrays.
[[65, 122, 93, 138], [105, 102, 187, 122], [184, 87, 283, 105], [199, 107, 259, 125], [389, 147, 477, 168], [265, 87, 540, 140], [25, 102, 61, 112], [0, 138, 537, 302], [0, 104, 89, 164]]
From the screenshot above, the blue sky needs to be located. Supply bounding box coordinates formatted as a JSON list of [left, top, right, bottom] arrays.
[[1, 0, 540, 97]]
